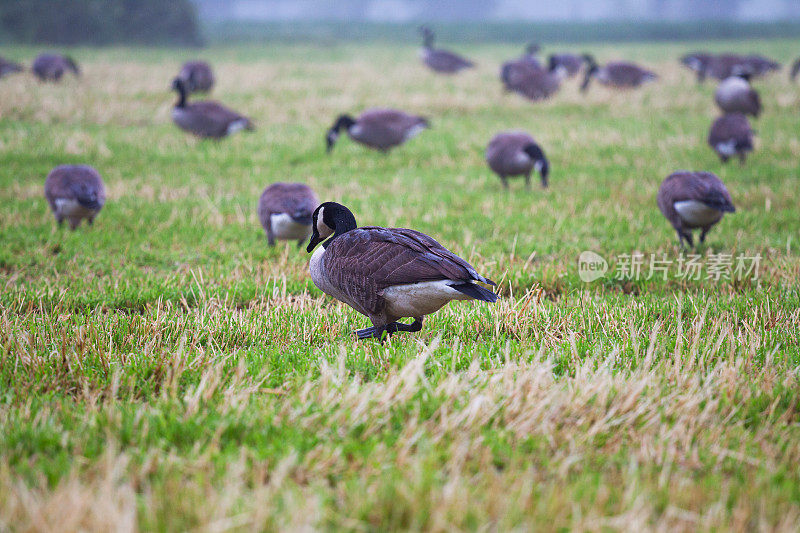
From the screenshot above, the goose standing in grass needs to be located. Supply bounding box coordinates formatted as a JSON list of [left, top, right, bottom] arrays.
[[714, 74, 761, 117], [708, 113, 755, 164], [258, 183, 319, 247], [501, 56, 568, 101], [32, 53, 79, 82], [418, 26, 474, 74], [681, 52, 713, 82], [0, 56, 23, 79], [791, 57, 800, 82], [580, 55, 657, 92], [176, 60, 215, 93], [171, 77, 253, 139], [306, 202, 497, 340], [44, 165, 105, 230], [486, 132, 549, 189], [657, 171, 735, 247], [325, 109, 429, 153]]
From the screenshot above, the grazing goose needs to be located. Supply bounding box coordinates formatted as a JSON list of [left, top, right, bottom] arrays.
[[485, 132, 549, 189], [581, 55, 657, 92], [790, 57, 800, 82], [501, 56, 567, 101], [325, 108, 429, 153], [171, 78, 253, 139], [657, 171, 735, 247], [32, 53, 79, 82], [708, 113, 755, 164], [419, 26, 474, 74], [548, 53, 585, 77], [44, 165, 106, 230], [176, 60, 215, 93], [681, 52, 713, 82], [0, 56, 23, 79], [258, 183, 319, 247], [714, 74, 761, 117], [306, 202, 497, 340]]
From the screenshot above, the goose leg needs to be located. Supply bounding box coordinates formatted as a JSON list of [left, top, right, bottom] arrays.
[[354, 318, 424, 340], [267, 227, 276, 247], [500, 176, 509, 189], [524, 172, 531, 190], [699, 227, 710, 244]]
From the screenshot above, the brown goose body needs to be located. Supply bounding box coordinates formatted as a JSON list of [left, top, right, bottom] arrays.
[[326, 108, 429, 153], [582, 56, 657, 91], [419, 27, 474, 74], [485, 131, 550, 188], [0, 56, 23, 79], [177, 61, 215, 93], [549, 53, 584, 77], [714, 76, 761, 117], [657, 171, 735, 247], [32, 53, 79, 81], [501, 59, 565, 101], [171, 78, 252, 139], [257, 183, 319, 246], [708, 113, 754, 164], [44, 165, 106, 229], [681, 52, 714, 82], [307, 203, 497, 340], [742, 54, 780, 77]]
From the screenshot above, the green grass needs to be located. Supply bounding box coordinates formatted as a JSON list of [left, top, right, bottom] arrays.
[[1, 40, 799, 531]]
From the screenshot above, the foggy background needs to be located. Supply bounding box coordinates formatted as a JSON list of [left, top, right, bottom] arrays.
[[193, 0, 800, 22]]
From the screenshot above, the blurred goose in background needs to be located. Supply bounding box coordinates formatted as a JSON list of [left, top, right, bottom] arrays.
[[306, 202, 497, 340], [258, 183, 319, 247], [791, 57, 800, 82], [325, 108, 429, 153], [0, 56, 23, 79], [486, 131, 549, 189], [176, 60, 215, 93], [501, 56, 568, 101], [32, 53, 79, 81], [580, 55, 657, 92], [548, 53, 585, 77], [681, 52, 714, 82], [714, 73, 761, 117], [44, 165, 106, 230], [742, 54, 780, 78], [708, 113, 755, 164], [502, 43, 543, 71], [418, 26, 474, 74], [657, 171, 735, 247], [171, 77, 253, 139]]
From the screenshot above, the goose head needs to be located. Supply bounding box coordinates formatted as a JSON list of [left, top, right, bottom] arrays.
[[419, 26, 434, 48], [526, 42, 541, 56], [64, 56, 80, 76], [307, 202, 358, 252], [523, 143, 550, 188], [580, 54, 598, 93], [325, 115, 355, 153]]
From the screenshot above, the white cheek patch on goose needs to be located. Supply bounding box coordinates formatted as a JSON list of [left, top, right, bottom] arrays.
[[316, 207, 334, 239]]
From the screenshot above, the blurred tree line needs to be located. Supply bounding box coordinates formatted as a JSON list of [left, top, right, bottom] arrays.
[[0, 0, 203, 45]]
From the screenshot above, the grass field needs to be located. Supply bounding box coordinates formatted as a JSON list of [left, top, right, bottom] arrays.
[[1, 39, 799, 531]]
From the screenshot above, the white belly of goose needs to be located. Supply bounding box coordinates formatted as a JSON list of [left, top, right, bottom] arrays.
[[715, 139, 737, 156], [403, 123, 426, 141], [54, 198, 95, 218], [674, 200, 722, 227], [271, 213, 311, 241], [381, 280, 471, 319], [226, 119, 249, 136]]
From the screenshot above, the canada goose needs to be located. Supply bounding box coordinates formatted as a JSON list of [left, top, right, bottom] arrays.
[[657, 171, 735, 247], [790, 57, 800, 81], [257, 183, 319, 247], [681, 52, 713, 82], [708, 113, 754, 164], [742, 54, 780, 77], [418, 26, 474, 74], [176, 61, 215, 93], [714, 74, 761, 117], [548, 53, 584, 77], [0, 56, 23, 79], [32, 53, 79, 82], [581, 55, 657, 92], [306, 202, 497, 340], [171, 78, 253, 139], [44, 165, 105, 230], [501, 56, 567, 101], [486, 132, 549, 189], [325, 108, 429, 153]]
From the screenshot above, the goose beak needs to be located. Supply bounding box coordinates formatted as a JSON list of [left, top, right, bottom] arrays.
[[307, 233, 322, 253]]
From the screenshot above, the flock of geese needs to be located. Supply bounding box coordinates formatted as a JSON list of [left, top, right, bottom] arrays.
[[3, 32, 797, 339]]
